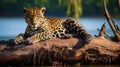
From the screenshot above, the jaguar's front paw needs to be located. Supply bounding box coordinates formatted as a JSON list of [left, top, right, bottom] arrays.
[[14, 36, 24, 45]]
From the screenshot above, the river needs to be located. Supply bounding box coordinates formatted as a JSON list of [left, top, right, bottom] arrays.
[[0, 17, 120, 40]]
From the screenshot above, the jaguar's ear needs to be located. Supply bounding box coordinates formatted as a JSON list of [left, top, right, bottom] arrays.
[[23, 7, 28, 12], [40, 7, 46, 14]]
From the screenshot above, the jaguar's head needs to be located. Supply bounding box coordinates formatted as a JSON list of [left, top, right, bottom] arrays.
[[23, 7, 46, 29]]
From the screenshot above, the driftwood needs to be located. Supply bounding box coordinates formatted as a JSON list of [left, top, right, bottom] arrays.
[[104, 0, 120, 42]]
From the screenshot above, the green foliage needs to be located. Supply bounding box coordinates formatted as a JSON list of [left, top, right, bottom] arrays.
[[0, 0, 119, 17]]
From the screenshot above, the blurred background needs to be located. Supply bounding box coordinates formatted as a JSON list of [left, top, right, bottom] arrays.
[[0, 0, 120, 40]]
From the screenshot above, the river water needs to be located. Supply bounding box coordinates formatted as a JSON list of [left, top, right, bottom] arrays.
[[0, 17, 120, 40]]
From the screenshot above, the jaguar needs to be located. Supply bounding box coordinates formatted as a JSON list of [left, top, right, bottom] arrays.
[[14, 7, 92, 45]]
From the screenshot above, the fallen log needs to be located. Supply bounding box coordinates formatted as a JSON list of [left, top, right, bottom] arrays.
[[0, 36, 120, 66]]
